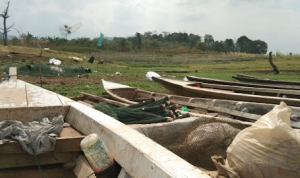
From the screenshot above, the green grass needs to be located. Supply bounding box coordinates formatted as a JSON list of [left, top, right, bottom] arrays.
[[1, 45, 300, 97], [43, 82, 105, 97]]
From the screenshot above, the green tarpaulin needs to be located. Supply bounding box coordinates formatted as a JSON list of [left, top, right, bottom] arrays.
[[97, 33, 104, 46]]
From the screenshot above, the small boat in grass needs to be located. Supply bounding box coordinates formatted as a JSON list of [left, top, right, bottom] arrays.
[[232, 74, 300, 88], [151, 77, 300, 107], [101, 79, 300, 128], [186, 75, 300, 90]]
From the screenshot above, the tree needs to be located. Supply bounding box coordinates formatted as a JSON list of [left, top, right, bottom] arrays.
[[59, 25, 71, 39], [0, 1, 14, 46], [204, 34, 214, 45], [188, 33, 201, 48], [120, 38, 126, 51], [144, 31, 152, 39], [25, 32, 34, 45], [135, 32, 142, 50], [236, 35, 251, 52], [225, 39, 235, 52], [247, 40, 268, 54]]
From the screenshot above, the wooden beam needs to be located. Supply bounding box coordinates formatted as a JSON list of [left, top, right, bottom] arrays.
[[170, 99, 261, 121], [0, 164, 76, 178], [81, 92, 129, 107], [0, 105, 69, 122], [73, 155, 96, 178], [0, 152, 80, 169], [26, 82, 62, 106], [9, 67, 17, 81]]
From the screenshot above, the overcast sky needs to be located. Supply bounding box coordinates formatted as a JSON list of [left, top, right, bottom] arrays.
[[3, 0, 300, 54]]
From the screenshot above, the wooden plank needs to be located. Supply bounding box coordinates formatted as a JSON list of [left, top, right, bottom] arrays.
[[0, 126, 84, 154], [187, 75, 300, 91], [0, 105, 69, 122], [171, 99, 260, 120], [208, 105, 261, 120], [200, 82, 300, 96], [118, 168, 132, 178], [78, 100, 94, 107], [0, 88, 27, 107], [9, 67, 17, 81], [170, 99, 210, 110], [66, 102, 210, 178], [0, 80, 27, 107], [0, 152, 80, 168], [57, 94, 77, 105], [25, 82, 62, 106], [0, 164, 76, 178], [82, 92, 129, 107], [73, 155, 96, 178], [104, 90, 138, 105]]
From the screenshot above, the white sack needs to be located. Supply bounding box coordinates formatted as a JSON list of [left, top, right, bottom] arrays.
[[146, 71, 161, 81], [49, 58, 62, 65], [212, 102, 300, 178]]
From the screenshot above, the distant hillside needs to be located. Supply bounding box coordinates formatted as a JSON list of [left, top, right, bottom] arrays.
[[103, 36, 113, 41]]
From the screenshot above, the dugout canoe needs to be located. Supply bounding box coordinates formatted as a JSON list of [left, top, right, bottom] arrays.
[[186, 75, 300, 90], [0, 68, 210, 178], [101, 79, 300, 128], [232, 74, 300, 88], [151, 77, 300, 107]]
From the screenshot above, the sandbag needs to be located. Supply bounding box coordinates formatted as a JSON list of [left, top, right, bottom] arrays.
[[212, 102, 300, 178]]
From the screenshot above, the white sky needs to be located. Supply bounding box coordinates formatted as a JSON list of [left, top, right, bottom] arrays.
[[3, 0, 300, 54]]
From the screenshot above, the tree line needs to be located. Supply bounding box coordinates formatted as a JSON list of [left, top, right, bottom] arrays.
[[4, 31, 268, 54]]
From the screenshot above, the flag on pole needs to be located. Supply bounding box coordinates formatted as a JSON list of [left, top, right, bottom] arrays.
[[97, 33, 104, 46]]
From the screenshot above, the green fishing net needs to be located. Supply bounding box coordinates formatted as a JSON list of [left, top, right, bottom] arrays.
[[93, 97, 190, 124]]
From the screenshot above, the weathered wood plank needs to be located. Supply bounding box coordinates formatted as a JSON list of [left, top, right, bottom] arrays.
[[57, 94, 76, 105], [118, 168, 132, 178], [0, 80, 27, 107], [0, 105, 69, 122], [73, 155, 96, 178], [0, 152, 80, 168], [0, 88, 27, 107], [9, 67, 17, 81], [0, 164, 76, 178], [82, 92, 129, 107], [77, 100, 94, 107], [25, 82, 62, 106]]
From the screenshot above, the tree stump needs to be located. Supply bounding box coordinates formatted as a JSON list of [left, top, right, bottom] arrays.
[[268, 52, 280, 74]]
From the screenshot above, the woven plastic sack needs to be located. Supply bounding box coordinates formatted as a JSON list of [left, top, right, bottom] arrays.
[[212, 102, 300, 178]]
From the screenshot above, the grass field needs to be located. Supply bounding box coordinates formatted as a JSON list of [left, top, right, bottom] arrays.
[[1, 45, 300, 97]]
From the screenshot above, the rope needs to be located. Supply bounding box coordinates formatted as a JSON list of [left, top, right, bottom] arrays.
[[29, 143, 46, 178]]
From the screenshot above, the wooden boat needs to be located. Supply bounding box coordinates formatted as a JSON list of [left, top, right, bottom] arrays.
[[151, 77, 300, 107], [232, 74, 300, 88], [186, 75, 300, 90], [0, 68, 210, 178], [101, 79, 300, 129]]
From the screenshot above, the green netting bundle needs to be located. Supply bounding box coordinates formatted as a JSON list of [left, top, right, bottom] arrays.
[[4, 62, 90, 77], [93, 102, 118, 119], [93, 97, 190, 124], [93, 102, 167, 124]]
